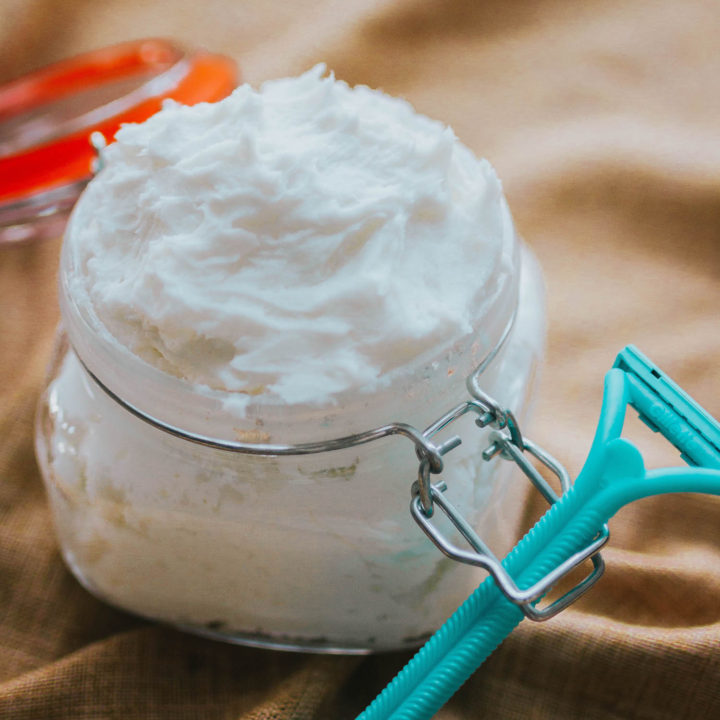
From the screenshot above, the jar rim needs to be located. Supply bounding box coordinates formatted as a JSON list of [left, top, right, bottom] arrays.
[[59, 206, 522, 446], [70, 298, 517, 461]]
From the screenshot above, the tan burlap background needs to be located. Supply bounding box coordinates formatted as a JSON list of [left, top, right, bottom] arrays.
[[1, 0, 719, 717]]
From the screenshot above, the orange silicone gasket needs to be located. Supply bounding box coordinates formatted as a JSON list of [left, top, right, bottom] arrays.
[[0, 39, 237, 203]]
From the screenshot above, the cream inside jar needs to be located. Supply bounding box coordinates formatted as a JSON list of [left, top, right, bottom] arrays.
[[35, 66, 546, 652]]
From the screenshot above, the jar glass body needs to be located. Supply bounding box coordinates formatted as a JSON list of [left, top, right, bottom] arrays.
[[35, 239, 545, 653]]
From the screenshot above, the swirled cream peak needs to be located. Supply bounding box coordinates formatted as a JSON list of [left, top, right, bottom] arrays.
[[66, 65, 510, 406]]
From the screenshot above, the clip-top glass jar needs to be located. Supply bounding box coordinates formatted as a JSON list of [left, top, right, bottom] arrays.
[[35, 191, 545, 653]]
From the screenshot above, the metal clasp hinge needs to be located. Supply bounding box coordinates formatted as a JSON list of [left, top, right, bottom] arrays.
[[410, 392, 609, 622]]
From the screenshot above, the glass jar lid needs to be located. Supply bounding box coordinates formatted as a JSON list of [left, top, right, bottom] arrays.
[[0, 38, 237, 244]]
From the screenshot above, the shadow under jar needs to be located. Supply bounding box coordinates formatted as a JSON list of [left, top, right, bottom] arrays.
[[35, 219, 545, 653]]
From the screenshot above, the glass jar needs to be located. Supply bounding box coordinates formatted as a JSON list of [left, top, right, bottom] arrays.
[[35, 211, 545, 653]]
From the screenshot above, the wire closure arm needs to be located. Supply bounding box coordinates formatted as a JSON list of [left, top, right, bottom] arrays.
[[82, 359, 450, 469], [411, 401, 609, 621], [80, 360, 511, 476], [411, 486, 609, 619]]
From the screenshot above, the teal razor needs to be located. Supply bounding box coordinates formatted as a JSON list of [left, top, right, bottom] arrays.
[[360, 346, 720, 720]]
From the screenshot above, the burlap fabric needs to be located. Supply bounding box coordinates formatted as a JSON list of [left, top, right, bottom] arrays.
[[1, 0, 719, 717]]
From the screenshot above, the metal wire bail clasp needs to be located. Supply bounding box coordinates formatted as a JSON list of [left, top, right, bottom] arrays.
[[410, 381, 609, 621], [411, 391, 519, 516]]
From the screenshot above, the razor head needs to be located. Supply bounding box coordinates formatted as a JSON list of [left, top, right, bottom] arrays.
[[614, 346, 720, 469]]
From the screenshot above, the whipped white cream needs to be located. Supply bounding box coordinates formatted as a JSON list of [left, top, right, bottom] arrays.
[[66, 65, 507, 406]]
